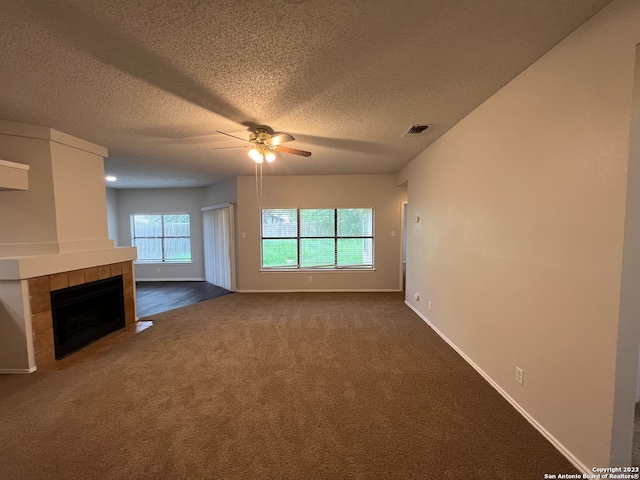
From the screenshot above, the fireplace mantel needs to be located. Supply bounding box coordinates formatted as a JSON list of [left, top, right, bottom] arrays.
[[0, 247, 137, 281]]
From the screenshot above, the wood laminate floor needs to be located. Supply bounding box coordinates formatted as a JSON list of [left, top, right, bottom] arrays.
[[135, 281, 232, 318]]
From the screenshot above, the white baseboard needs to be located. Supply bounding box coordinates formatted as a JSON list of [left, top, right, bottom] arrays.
[[404, 300, 590, 475], [236, 289, 403, 293], [0, 367, 37, 374], [136, 278, 207, 282]]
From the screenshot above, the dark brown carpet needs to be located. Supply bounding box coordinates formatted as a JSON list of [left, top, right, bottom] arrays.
[[0, 292, 577, 479]]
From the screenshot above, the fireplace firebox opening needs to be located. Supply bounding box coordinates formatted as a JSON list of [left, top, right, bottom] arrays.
[[50, 276, 126, 359]]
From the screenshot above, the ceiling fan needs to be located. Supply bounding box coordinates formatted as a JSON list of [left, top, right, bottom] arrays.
[[216, 127, 311, 164]]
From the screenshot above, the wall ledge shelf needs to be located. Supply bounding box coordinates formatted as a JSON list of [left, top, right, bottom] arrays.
[[0, 158, 30, 191]]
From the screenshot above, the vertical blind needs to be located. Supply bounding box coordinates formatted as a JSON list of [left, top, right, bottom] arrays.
[[202, 207, 232, 290]]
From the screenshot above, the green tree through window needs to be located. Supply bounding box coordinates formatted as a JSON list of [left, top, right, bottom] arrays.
[[261, 208, 374, 269]]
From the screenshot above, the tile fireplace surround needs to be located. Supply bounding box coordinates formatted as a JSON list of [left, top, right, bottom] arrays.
[[28, 261, 136, 370]]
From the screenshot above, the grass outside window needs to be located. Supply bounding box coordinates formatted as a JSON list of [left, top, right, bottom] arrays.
[[261, 208, 374, 270]]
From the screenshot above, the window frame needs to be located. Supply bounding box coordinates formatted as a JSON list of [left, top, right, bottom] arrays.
[[260, 207, 375, 271], [130, 213, 192, 264]]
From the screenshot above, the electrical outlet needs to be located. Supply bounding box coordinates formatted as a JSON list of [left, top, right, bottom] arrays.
[[414, 293, 419, 301], [308, 276, 312, 282], [516, 367, 524, 385]]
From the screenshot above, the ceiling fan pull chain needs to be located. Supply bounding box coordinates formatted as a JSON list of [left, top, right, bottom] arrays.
[[255, 161, 260, 206]]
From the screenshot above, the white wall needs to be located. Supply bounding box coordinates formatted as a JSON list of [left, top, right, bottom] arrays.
[[116, 188, 206, 281], [398, 0, 640, 469], [236, 174, 406, 292]]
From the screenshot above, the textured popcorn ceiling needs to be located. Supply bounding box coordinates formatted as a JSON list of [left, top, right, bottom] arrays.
[[0, 0, 612, 188]]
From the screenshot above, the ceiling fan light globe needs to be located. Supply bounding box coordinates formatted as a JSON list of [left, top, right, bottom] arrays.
[[248, 148, 262, 162], [265, 151, 276, 163]]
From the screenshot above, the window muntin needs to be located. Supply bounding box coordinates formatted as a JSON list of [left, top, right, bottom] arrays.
[[131, 214, 191, 263], [261, 208, 374, 269]]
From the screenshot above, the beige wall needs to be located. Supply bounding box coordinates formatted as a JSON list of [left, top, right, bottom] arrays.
[[50, 142, 109, 245], [0, 135, 58, 249], [0, 122, 112, 255], [106, 187, 119, 244], [398, 0, 640, 469], [236, 174, 406, 291], [116, 188, 206, 281], [0, 160, 29, 190], [0, 280, 33, 372], [616, 44, 640, 465], [204, 178, 238, 206]]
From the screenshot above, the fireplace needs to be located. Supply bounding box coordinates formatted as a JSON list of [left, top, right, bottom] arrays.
[[25, 261, 137, 370], [51, 276, 125, 359], [0, 121, 138, 373]]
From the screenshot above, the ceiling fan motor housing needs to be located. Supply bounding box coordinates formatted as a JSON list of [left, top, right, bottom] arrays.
[[250, 128, 271, 145]]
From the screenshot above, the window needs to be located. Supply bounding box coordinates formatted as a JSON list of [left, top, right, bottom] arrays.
[[131, 214, 191, 263], [261, 208, 374, 269]]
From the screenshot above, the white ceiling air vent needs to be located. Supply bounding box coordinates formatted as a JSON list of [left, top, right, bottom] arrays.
[[402, 125, 430, 137]]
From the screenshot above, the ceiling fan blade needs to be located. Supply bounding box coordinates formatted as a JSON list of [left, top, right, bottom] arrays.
[[215, 130, 250, 143], [274, 145, 312, 157], [268, 132, 295, 146]]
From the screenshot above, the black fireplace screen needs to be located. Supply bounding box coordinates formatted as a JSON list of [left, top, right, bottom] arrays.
[[50, 276, 125, 359]]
